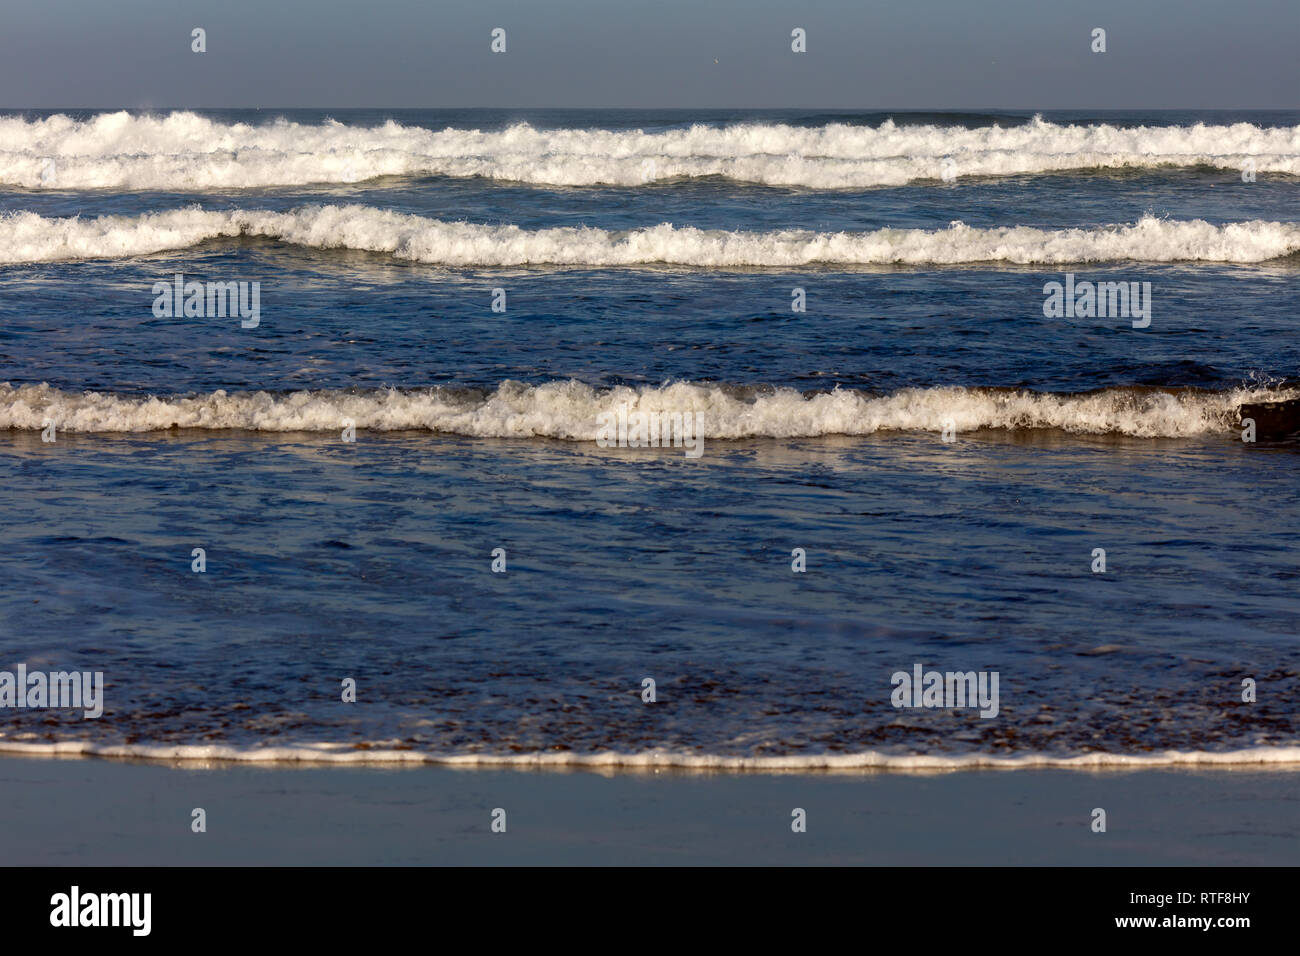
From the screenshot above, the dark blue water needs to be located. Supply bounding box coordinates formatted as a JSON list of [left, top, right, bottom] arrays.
[[0, 109, 1296, 767]]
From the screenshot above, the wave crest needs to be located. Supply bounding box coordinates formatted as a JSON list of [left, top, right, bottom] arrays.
[[2, 381, 1291, 438], [2, 112, 1298, 189], [3, 205, 1299, 266]]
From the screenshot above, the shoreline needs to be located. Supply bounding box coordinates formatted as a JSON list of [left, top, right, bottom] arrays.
[[3, 742, 1300, 772]]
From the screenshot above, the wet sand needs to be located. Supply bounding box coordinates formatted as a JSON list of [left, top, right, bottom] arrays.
[[1, 754, 1296, 865]]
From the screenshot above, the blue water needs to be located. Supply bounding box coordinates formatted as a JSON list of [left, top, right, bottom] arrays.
[[0, 108, 1297, 765]]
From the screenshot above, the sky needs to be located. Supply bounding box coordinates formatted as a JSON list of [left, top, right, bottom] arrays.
[[0, 0, 1295, 109]]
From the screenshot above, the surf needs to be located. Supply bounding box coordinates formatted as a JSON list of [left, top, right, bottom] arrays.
[[1, 111, 1298, 190], [3, 381, 1295, 439], [4, 205, 1300, 266]]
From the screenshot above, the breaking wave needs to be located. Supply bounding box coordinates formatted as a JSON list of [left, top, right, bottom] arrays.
[[2, 381, 1291, 438], [2, 112, 1297, 190], [3, 205, 1299, 266]]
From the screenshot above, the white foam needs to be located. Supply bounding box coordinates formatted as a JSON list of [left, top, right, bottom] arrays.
[[2, 381, 1292, 438], [1, 739, 1296, 772], [2, 112, 1297, 189], [3, 205, 1299, 266]]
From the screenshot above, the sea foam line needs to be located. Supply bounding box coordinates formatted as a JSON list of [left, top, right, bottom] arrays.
[[1, 739, 1297, 772], [2, 382, 1294, 438], [2, 205, 1299, 265], [2, 112, 1298, 189]]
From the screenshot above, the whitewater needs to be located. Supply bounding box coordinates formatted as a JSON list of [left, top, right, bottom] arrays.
[[2, 739, 1297, 771], [3, 205, 1299, 266], [1, 112, 1298, 190], [3, 381, 1293, 437]]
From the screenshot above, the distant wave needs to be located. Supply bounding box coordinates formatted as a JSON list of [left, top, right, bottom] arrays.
[[2, 382, 1291, 438], [3, 205, 1299, 266], [1, 112, 1297, 189], [1, 739, 1298, 771]]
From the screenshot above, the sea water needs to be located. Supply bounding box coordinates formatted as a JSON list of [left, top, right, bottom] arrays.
[[0, 108, 1297, 769]]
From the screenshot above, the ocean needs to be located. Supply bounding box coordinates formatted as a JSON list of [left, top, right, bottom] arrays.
[[0, 107, 1297, 770]]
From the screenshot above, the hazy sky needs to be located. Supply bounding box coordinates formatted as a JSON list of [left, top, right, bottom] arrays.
[[1, 0, 1295, 109]]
